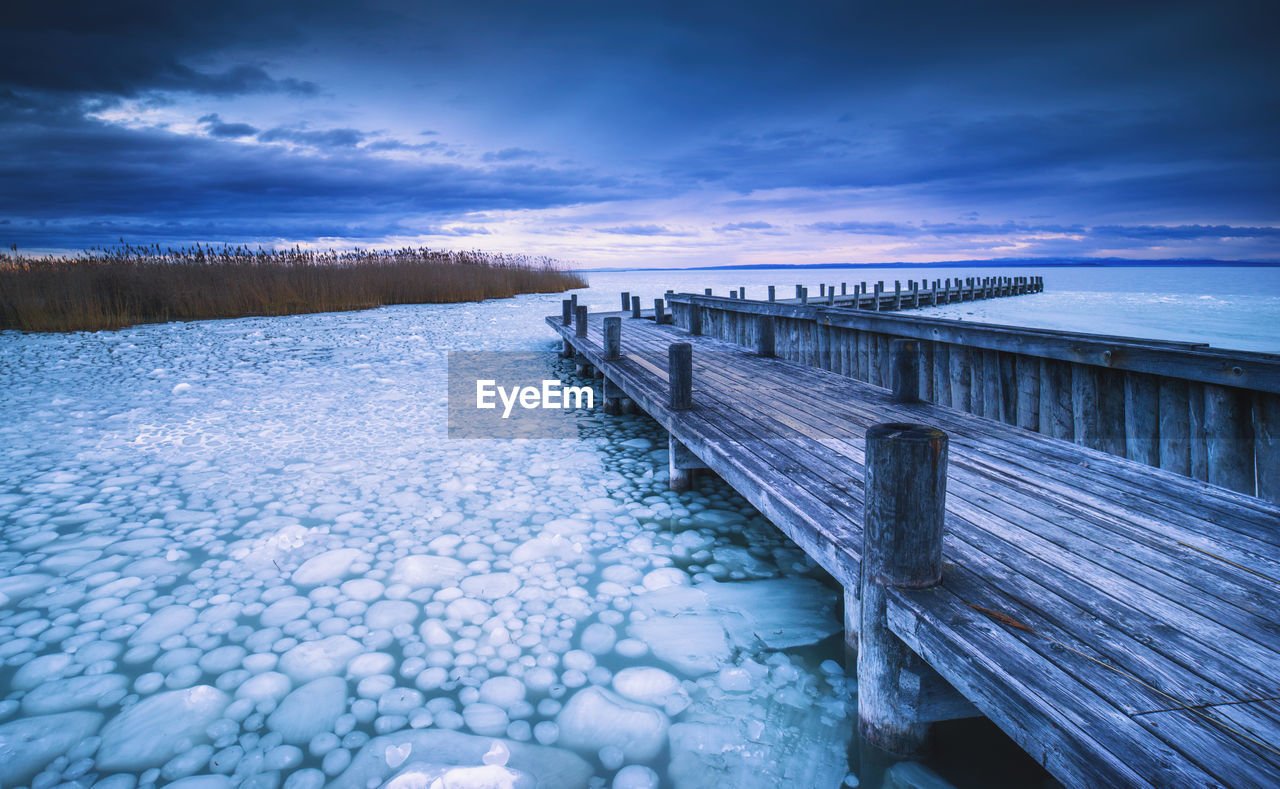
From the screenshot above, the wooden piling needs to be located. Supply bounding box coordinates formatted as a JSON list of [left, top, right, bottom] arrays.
[[603, 316, 621, 360], [603, 376, 623, 415], [768, 285, 776, 302], [1158, 379, 1191, 476], [688, 303, 702, 336], [574, 306, 588, 338], [859, 422, 949, 757], [1124, 372, 1160, 466], [1204, 384, 1254, 494], [561, 299, 572, 326], [669, 343, 693, 411], [654, 299, 666, 325], [621, 292, 630, 311], [631, 296, 642, 319], [756, 315, 776, 358], [891, 339, 921, 404], [1255, 393, 1280, 504]]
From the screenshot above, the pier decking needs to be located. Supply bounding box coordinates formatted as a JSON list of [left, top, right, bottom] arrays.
[[547, 302, 1280, 789]]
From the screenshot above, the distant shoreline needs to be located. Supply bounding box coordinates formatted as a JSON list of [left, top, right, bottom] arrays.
[[578, 258, 1280, 273]]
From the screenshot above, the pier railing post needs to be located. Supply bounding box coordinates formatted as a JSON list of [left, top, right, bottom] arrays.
[[768, 285, 776, 302], [603, 316, 621, 360], [621, 291, 630, 311], [669, 342, 692, 411], [654, 299, 666, 325], [631, 296, 641, 319], [688, 302, 702, 336], [891, 340, 922, 404], [859, 422, 949, 757], [574, 306, 588, 339], [756, 315, 776, 358], [562, 299, 572, 326]]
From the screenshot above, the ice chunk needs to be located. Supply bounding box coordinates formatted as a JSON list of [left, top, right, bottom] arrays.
[[97, 685, 231, 771], [366, 600, 419, 630], [460, 572, 519, 600], [268, 676, 349, 745], [701, 578, 841, 650], [278, 636, 363, 683], [391, 555, 467, 588], [555, 686, 669, 762], [0, 711, 103, 785], [22, 674, 129, 714], [885, 761, 957, 789], [627, 615, 730, 676], [510, 536, 581, 564], [260, 595, 311, 626], [580, 622, 617, 655], [613, 764, 659, 789], [478, 676, 526, 709], [328, 730, 592, 789], [462, 703, 508, 736], [235, 671, 292, 702], [383, 761, 536, 789], [0, 573, 56, 604], [292, 548, 370, 586], [611, 667, 687, 710], [130, 604, 198, 645]]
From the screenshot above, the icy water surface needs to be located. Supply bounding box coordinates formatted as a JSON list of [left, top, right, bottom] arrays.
[[13, 263, 1259, 789], [0, 300, 896, 789]]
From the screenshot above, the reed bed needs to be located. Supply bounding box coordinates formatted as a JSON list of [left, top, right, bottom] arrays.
[[0, 244, 586, 332]]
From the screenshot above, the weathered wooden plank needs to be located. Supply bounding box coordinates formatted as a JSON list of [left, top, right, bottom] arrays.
[[1158, 378, 1191, 476], [1257, 393, 1280, 505], [1205, 384, 1255, 495], [1016, 354, 1039, 432], [1071, 364, 1101, 450], [1125, 371, 1160, 466]]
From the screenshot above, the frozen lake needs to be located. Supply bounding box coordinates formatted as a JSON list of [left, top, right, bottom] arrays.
[[1, 264, 1275, 789]]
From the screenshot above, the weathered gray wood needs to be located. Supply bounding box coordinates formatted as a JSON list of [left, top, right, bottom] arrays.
[[768, 285, 776, 302], [1204, 384, 1254, 494], [1041, 359, 1074, 440], [919, 341, 934, 404], [949, 345, 972, 411], [603, 316, 621, 361], [1188, 382, 1208, 481], [687, 303, 702, 336], [653, 299, 666, 325], [859, 422, 949, 757], [1124, 372, 1160, 466], [890, 339, 922, 404], [620, 291, 630, 311], [1071, 365, 1101, 449], [560, 338, 573, 359], [561, 299, 572, 326], [1098, 369, 1127, 457], [1016, 355, 1039, 432], [669, 435, 706, 491], [669, 342, 692, 411], [603, 376, 623, 415], [998, 352, 1017, 425], [574, 305, 588, 338], [1256, 393, 1280, 504], [933, 343, 952, 407], [981, 349, 1001, 420], [631, 296, 641, 319], [1158, 378, 1191, 476]]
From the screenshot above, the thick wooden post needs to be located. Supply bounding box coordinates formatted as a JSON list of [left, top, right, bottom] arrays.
[[1189, 382, 1209, 480], [603, 316, 621, 360], [1124, 372, 1160, 466], [621, 291, 630, 311], [1255, 393, 1280, 504], [768, 285, 776, 302], [570, 294, 578, 313], [1071, 365, 1101, 450], [631, 296, 641, 319], [890, 339, 921, 404], [686, 302, 702, 336], [1204, 384, 1254, 494], [796, 284, 803, 299], [561, 299, 572, 326], [800, 287, 809, 305], [756, 315, 775, 358], [1158, 379, 1191, 476], [603, 377, 623, 415], [1015, 355, 1039, 431], [668, 436, 705, 492], [1098, 370, 1127, 457], [859, 422, 949, 757], [705, 288, 713, 296], [574, 306, 588, 338], [653, 299, 666, 325], [669, 343, 692, 411], [949, 347, 972, 412]]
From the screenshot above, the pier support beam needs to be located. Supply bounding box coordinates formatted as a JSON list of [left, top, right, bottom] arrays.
[[669, 435, 707, 492], [859, 422, 949, 757], [669, 342, 692, 411], [890, 339, 921, 404]]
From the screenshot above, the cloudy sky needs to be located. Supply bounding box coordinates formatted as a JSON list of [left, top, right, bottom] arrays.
[[3, 1, 1277, 266]]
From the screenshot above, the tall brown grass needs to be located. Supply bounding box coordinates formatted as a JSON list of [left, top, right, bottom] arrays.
[[0, 243, 586, 332]]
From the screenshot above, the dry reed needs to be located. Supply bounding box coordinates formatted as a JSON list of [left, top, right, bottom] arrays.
[[0, 243, 586, 332]]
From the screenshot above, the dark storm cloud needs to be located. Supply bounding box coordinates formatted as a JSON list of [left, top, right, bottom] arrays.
[[1, 0, 1276, 253], [198, 114, 259, 139]]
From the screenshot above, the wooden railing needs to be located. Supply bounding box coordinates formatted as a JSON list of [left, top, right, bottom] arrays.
[[665, 293, 1280, 503]]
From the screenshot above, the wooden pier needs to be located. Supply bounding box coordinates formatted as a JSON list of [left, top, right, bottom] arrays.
[[547, 290, 1280, 789], [661, 274, 1042, 312]]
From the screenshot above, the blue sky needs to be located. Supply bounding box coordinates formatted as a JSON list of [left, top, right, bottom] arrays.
[[2, 1, 1277, 267]]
